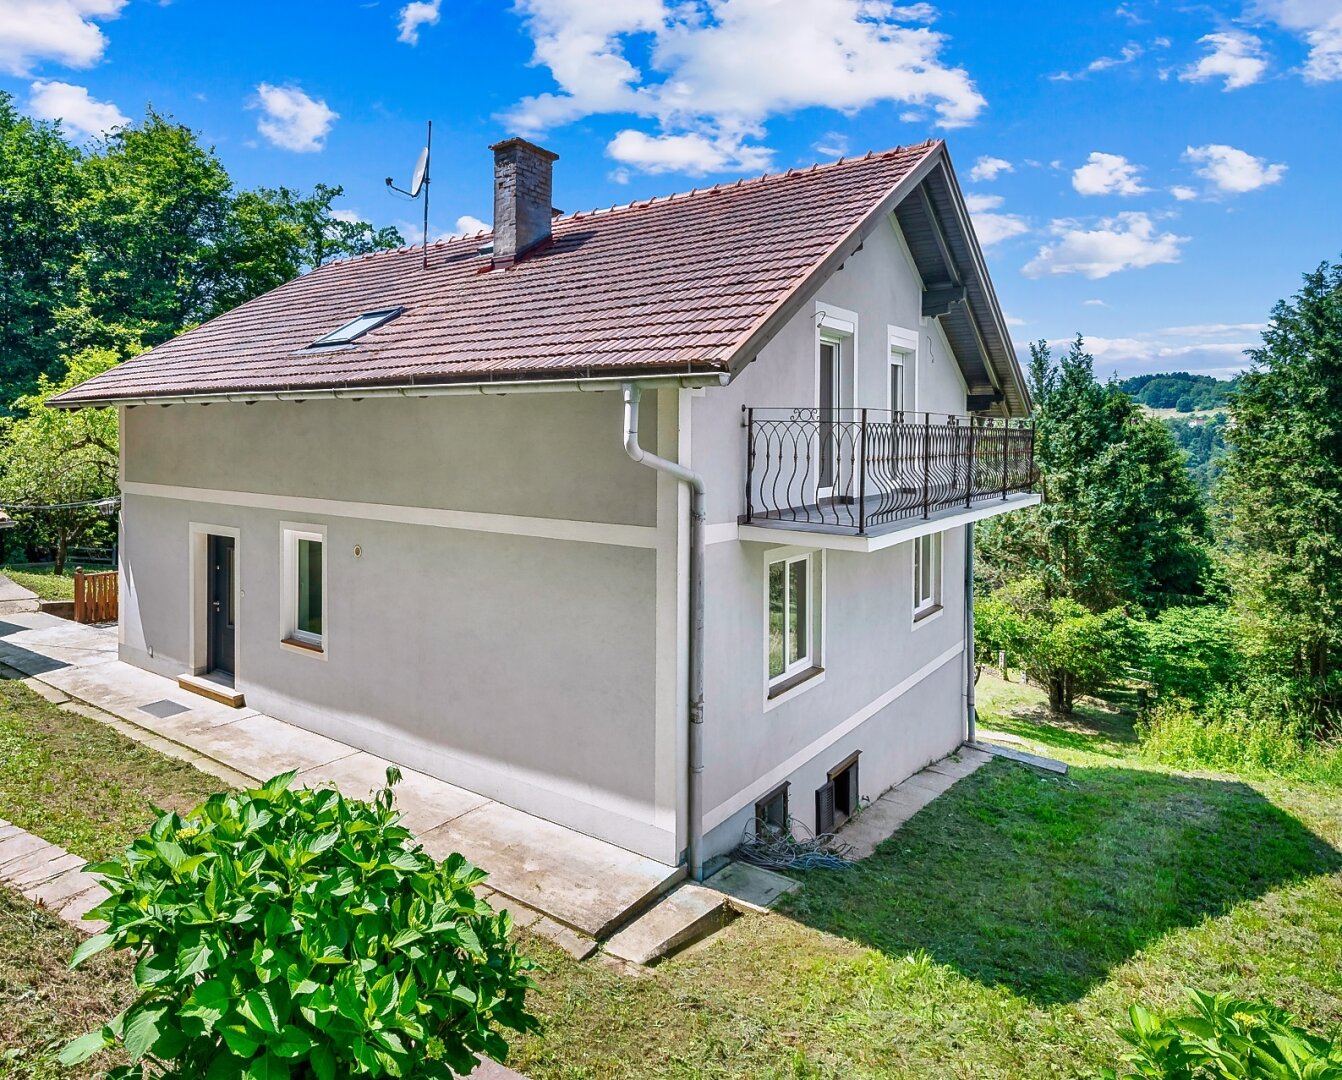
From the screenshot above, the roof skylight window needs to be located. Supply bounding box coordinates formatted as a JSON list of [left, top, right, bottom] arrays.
[[309, 307, 403, 348]]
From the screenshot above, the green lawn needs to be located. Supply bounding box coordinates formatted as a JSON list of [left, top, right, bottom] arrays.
[[0, 566, 77, 602], [1, 673, 1339, 1079]]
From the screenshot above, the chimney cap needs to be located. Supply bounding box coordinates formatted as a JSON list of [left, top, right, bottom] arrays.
[[489, 137, 559, 162]]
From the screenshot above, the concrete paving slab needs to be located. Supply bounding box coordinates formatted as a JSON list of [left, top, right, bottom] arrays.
[[298, 753, 490, 834], [8, 850, 85, 888], [25, 866, 101, 910], [58, 886, 108, 932], [0, 842, 73, 883], [0, 822, 20, 841], [495, 900, 542, 931], [192, 713, 357, 781], [976, 741, 1068, 775], [420, 802, 682, 939], [706, 861, 800, 912], [530, 916, 598, 961], [604, 884, 730, 966], [0, 574, 38, 604], [463, 1056, 529, 1079], [36, 661, 245, 736], [0, 831, 52, 869], [21, 676, 69, 703]]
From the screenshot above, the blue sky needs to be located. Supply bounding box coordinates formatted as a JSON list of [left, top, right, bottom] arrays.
[[3, 0, 1339, 380]]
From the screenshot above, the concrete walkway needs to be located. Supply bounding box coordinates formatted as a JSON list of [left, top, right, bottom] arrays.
[[0, 612, 680, 951], [0, 819, 106, 932], [834, 743, 993, 860], [0, 572, 39, 615]]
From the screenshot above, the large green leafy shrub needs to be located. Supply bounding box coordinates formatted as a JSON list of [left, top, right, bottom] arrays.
[[62, 770, 536, 1079], [1107, 987, 1342, 1079], [1141, 605, 1243, 704]]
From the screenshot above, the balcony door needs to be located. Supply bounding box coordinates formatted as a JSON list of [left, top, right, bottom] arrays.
[[818, 337, 842, 495]]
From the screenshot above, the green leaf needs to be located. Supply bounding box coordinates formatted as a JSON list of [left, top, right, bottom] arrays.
[[310, 1042, 336, 1080], [271, 1024, 314, 1059], [239, 987, 281, 1035], [69, 931, 115, 969], [182, 978, 231, 1033], [263, 770, 299, 795], [57, 1030, 109, 1066], [123, 1004, 166, 1063], [244, 1051, 291, 1080], [219, 1024, 261, 1058], [155, 839, 188, 870]]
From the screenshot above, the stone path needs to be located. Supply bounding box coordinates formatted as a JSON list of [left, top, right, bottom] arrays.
[[0, 571, 39, 615], [0, 819, 106, 933], [834, 743, 994, 860]]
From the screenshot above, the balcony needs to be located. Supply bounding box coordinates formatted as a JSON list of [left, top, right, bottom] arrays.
[[741, 408, 1038, 548]]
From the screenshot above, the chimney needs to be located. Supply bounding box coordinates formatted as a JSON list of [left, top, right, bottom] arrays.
[[490, 137, 559, 267]]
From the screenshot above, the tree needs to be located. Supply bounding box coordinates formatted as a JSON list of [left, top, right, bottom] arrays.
[[0, 92, 83, 396], [212, 184, 403, 311], [1219, 257, 1342, 725], [59, 109, 234, 353], [977, 577, 1139, 713], [977, 337, 1211, 613], [0, 350, 120, 573]]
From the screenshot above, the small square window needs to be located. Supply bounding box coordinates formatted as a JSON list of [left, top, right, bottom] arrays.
[[913, 533, 942, 619], [283, 526, 325, 653], [816, 752, 860, 834]]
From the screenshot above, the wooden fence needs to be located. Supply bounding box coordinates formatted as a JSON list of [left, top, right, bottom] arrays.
[[73, 567, 117, 624]]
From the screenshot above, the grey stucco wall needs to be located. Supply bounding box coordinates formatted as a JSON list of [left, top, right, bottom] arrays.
[[689, 215, 973, 853], [119, 391, 678, 861]]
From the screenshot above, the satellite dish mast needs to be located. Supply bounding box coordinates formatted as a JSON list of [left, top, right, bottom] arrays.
[[385, 120, 432, 269]]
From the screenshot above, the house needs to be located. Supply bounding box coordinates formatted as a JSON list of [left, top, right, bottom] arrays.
[[54, 138, 1037, 879]]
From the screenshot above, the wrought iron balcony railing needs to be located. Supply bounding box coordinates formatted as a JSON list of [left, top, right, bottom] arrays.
[[743, 408, 1036, 535]]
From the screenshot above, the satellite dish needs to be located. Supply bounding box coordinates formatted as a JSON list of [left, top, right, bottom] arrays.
[[408, 146, 429, 197]]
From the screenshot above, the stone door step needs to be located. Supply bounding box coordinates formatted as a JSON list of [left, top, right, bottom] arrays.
[[973, 740, 1068, 774], [177, 672, 246, 708]]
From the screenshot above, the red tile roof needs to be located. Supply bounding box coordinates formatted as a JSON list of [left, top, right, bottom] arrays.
[[55, 141, 942, 406]]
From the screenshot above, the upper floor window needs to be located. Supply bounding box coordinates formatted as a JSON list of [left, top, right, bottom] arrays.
[[913, 532, 942, 620], [767, 549, 823, 696]]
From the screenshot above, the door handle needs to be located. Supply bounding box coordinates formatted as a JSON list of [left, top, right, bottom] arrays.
[[211, 600, 222, 611]]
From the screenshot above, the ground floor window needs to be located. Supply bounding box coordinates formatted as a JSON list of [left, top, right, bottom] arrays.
[[755, 783, 789, 837], [767, 549, 822, 694], [283, 525, 325, 652], [816, 751, 860, 834], [913, 532, 942, 620]]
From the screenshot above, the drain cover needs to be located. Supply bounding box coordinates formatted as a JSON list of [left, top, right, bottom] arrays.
[[140, 699, 190, 719]]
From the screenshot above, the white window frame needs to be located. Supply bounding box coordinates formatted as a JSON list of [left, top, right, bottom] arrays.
[[763, 546, 826, 708], [815, 302, 859, 500], [281, 522, 327, 658], [912, 531, 943, 624], [888, 325, 919, 416]]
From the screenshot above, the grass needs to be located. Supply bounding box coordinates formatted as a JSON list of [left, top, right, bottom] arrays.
[[0, 672, 1340, 1078], [0, 566, 76, 602], [0, 680, 220, 862]]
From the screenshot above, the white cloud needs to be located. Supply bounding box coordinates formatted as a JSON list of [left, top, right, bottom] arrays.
[[1184, 143, 1286, 193], [1159, 322, 1267, 336], [1069, 331, 1260, 376], [1115, 3, 1145, 24], [26, 80, 127, 138], [1072, 151, 1150, 196], [455, 214, 489, 235], [813, 131, 849, 158], [964, 192, 1027, 246], [251, 83, 338, 153], [505, 0, 986, 176], [969, 155, 1012, 181], [1050, 41, 1143, 80], [1170, 184, 1199, 200], [607, 128, 771, 175], [397, 0, 441, 45], [0, 0, 124, 76], [1251, 0, 1342, 82], [1180, 31, 1269, 90], [1003, 312, 1026, 327], [1084, 298, 1108, 306], [329, 208, 364, 224], [1022, 212, 1188, 279]]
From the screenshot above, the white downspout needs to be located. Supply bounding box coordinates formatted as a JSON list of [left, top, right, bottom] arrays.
[[964, 521, 977, 745], [622, 383, 706, 881]]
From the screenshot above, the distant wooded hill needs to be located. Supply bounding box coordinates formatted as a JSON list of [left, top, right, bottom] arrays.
[[1118, 371, 1240, 412]]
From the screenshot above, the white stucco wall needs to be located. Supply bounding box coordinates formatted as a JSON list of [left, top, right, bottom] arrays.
[[120, 392, 682, 862], [688, 214, 973, 855]]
